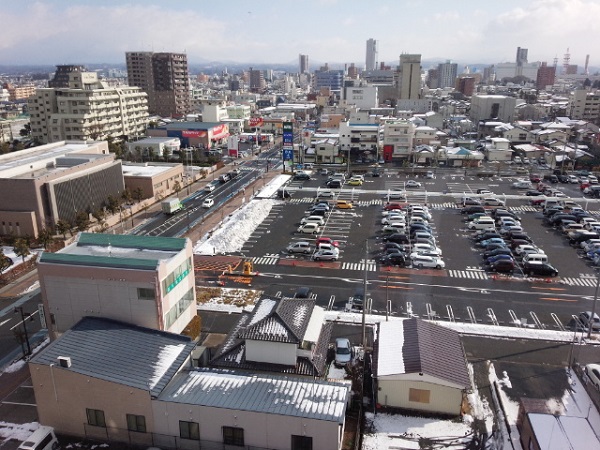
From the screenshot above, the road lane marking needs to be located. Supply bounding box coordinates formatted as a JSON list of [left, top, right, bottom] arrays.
[[531, 286, 566, 291], [539, 297, 577, 302]]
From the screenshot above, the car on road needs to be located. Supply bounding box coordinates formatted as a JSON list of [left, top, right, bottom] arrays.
[[218, 173, 231, 183], [334, 338, 352, 366], [347, 178, 363, 186], [326, 179, 342, 188], [204, 184, 216, 192], [310, 202, 330, 211], [202, 197, 215, 208], [585, 364, 600, 389], [316, 189, 336, 198], [522, 262, 558, 277], [526, 189, 543, 196], [383, 189, 407, 200], [293, 171, 311, 181], [312, 249, 339, 261], [405, 180, 422, 188], [483, 198, 505, 207], [297, 223, 320, 234], [512, 180, 533, 189], [411, 254, 445, 269], [379, 252, 407, 266], [462, 197, 482, 206]]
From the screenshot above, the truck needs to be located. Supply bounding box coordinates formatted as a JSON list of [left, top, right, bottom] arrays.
[[161, 198, 183, 215]]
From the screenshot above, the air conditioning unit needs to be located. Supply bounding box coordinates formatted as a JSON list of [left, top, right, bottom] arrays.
[[57, 356, 72, 368]]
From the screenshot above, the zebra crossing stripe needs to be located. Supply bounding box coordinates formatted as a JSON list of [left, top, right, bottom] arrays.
[[251, 257, 279, 265], [341, 262, 377, 271], [448, 269, 489, 280], [561, 277, 596, 287]]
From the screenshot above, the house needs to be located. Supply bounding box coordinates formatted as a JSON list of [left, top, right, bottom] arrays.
[[374, 319, 471, 415], [484, 138, 513, 162], [38, 232, 197, 338], [29, 317, 350, 450], [210, 296, 333, 377], [443, 147, 484, 167]]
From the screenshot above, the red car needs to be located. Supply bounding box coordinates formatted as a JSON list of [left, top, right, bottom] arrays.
[[316, 237, 339, 247], [530, 174, 542, 183], [384, 202, 408, 211]]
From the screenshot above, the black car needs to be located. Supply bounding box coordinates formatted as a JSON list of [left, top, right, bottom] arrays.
[[382, 242, 406, 253], [294, 286, 313, 298], [506, 232, 533, 243], [379, 252, 407, 266], [294, 172, 310, 181], [526, 190, 544, 196], [482, 248, 513, 259], [523, 262, 558, 277], [570, 231, 600, 245], [558, 174, 569, 183], [491, 209, 520, 220], [372, 169, 382, 177], [486, 259, 515, 274], [384, 233, 409, 244], [327, 179, 342, 188], [461, 205, 486, 215], [409, 224, 432, 233]]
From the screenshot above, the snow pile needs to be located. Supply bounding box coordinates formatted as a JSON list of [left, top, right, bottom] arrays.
[[193, 199, 281, 255], [362, 412, 472, 450], [1, 246, 38, 275], [0, 421, 39, 442]]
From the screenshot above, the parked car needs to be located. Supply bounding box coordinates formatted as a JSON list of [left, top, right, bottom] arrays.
[[316, 237, 339, 247], [327, 179, 342, 188], [334, 337, 352, 366], [300, 215, 325, 226], [379, 252, 407, 266], [405, 180, 422, 188], [383, 233, 409, 244], [347, 178, 363, 186], [384, 202, 406, 211], [293, 171, 311, 181], [294, 286, 313, 299], [411, 254, 445, 269], [522, 262, 558, 277], [297, 223, 320, 234], [316, 189, 336, 198], [486, 259, 515, 274], [585, 364, 600, 389], [336, 200, 353, 209], [578, 311, 600, 332], [312, 249, 339, 261], [286, 241, 312, 254], [483, 198, 505, 207], [482, 248, 513, 259]]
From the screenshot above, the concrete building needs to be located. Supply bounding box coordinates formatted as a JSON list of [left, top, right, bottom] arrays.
[[374, 319, 470, 415], [569, 89, 600, 123], [38, 232, 197, 338], [366, 38, 378, 72], [495, 62, 539, 82], [29, 316, 350, 449], [4, 84, 36, 101], [397, 54, 422, 100], [343, 85, 378, 109], [536, 62, 556, 90], [48, 65, 86, 88], [248, 68, 266, 93], [122, 161, 185, 201], [147, 121, 230, 150], [339, 121, 382, 162], [314, 69, 343, 91], [456, 76, 475, 96], [299, 54, 309, 74], [126, 52, 191, 118], [0, 141, 124, 237], [126, 136, 181, 161], [381, 119, 416, 162], [437, 61, 458, 88], [470, 95, 518, 123], [28, 71, 148, 144]]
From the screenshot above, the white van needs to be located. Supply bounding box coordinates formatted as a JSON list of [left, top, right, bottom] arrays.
[[19, 426, 59, 450], [522, 253, 549, 264], [468, 217, 495, 230]]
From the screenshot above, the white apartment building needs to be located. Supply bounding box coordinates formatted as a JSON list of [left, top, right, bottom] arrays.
[[28, 72, 148, 144], [343, 85, 378, 109], [339, 121, 382, 161], [38, 232, 197, 339], [226, 104, 251, 120], [569, 89, 600, 122], [382, 119, 416, 161], [469, 95, 519, 124]]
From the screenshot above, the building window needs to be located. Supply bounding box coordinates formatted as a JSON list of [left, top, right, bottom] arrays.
[[126, 414, 146, 433], [408, 388, 431, 403], [164, 288, 194, 329], [86, 408, 106, 427], [291, 435, 313, 450], [137, 288, 155, 300], [179, 420, 200, 441], [222, 426, 244, 446], [162, 258, 192, 294]]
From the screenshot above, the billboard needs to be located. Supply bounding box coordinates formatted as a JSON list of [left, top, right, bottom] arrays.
[[283, 121, 294, 150], [283, 149, 293, 161], [249, 117, 264, 127], [182, 130, 207, 138]]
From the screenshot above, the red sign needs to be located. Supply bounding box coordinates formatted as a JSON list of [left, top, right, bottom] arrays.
[[249, 117, 264, 127], [182, 130, 207, 138], [212, 124, 229, 140]]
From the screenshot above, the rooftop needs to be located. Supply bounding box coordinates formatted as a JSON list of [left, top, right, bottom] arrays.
[[122, 162, 181, 178], [162, 122, 224, 130], [30, 317, 195, 397], [158, 368, 350, 423]]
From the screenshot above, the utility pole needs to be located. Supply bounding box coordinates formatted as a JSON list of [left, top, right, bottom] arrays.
[[362, 239, 368, 349]]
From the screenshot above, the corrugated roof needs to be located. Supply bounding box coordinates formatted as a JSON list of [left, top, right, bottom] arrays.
[[39, 252, 159, 270], [158, 368, 350, 423], [375, 319, 470, 389], [77, 233, 186, 252], [30, 317, 195, 397]]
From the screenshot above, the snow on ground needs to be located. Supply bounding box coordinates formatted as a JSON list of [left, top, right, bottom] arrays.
[[1, 338, 49, 375], [193, 199, 281, 255], [1, 246, 38, 275], [196, 287, 261, 314], [254, 174, 291, 199], [362, 411, 472, 450], [0, 421, 39, 442]]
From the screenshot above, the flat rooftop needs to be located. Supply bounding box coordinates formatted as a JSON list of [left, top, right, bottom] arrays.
[[122, 163, 180, 177]]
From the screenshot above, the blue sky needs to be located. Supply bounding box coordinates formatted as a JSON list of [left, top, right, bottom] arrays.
[[2, 0, 599, 69]]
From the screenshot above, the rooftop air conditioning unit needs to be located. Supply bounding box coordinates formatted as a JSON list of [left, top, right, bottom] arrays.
[[57, 356, 72, 368]]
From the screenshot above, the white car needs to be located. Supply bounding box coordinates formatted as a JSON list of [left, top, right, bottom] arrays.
[[204, 184, 216, 192], [383, 189, 406, 200], [312, 249, 339, 261], [300, 216, 325, 226], [568, 175, 579, 184], [405, 180, 422, 188], [316, 189, 336, 198], [589, 175, 598, 184], [381, 215, 406, 225], [483, 198, 505, 207], [382, 223, 406, 233], [202, 197, 214, 208], [410, 244, 442, 256], [297, 223, 321, 234], [514, 244, 543, 256], [411, 254, 445, 269], [585, 364, 600, 389], [334, 338, 352, 366]]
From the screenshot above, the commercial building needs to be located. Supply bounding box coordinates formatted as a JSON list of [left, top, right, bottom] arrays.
[[0, 140, 124, 237], [122, 161, 185, 201], [126, 52, 191, 118], [126, 136, 181, 161], [48, 65, 86, 88], [381, 119, 416, 161], [456, 76, 476, 96], [248, 68, 266, 93], [147, 121, 230, 150], [366, 38, 378, 72], [536, 62, 556, 90], [29, 316, 350, 449], [569, 89, 600, 122], [339, 121, 382, 162], [469, 95, 518, 124], [299, 54, 309, 74], [397, 54, 422, 100], [437, 61, 458, 88], [343, 85, 378, 109], [28, 71, 148, 144], [38, 232, 197, 338], [314, 68, 343, 91]]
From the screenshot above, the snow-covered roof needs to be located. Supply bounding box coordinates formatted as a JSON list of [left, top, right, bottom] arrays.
[[157, 368, 350, 423], [527, 414, 600, 449]]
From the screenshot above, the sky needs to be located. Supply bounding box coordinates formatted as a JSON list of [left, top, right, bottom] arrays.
[[1, 0, 599, 69]]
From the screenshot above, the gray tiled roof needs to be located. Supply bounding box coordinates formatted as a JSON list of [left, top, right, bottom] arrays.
[[158, 368, 350, 423], [29, 317, 195, 397]]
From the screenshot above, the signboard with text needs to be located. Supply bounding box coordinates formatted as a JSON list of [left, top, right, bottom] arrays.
[[283, 149, 293, 161], [283, 121, 294, 151]]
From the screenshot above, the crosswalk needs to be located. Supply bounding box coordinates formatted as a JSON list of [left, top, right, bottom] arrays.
[[448, 269, 489, 280], [509, 205, 538, 212], [251, 256, 279, 265], [560, 277, 598, 287], [341, 261, 378, 272]]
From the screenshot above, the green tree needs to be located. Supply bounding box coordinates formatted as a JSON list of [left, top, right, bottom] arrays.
[[0, 142, 10, 154], [105, 195, 121, 214], [0, 247, 11, 272], [173, 181, 182, 198], [74, 211, 91, 232], [92, 209, 106, 226], [162, 147, 171, 161], [134, 146, 143, 162], [13, 238, 30, 263], [55, 220, 72, 239], [132, 187, 144, 203], [121, 189, 133, 205], [37, 227, 53, 250]]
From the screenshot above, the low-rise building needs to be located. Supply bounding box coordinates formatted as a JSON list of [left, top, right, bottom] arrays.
[[38, 232, 196, 338], [381, 119, 415, 162], [147, 121, 229, 150], [339, 121, 382, 163], [122, 162, 185, 200]]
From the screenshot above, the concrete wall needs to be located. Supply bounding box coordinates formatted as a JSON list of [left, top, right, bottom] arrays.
[[378, 378, 463, 415]]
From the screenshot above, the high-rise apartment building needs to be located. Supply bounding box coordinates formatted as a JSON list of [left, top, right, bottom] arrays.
[[28, 71, 148, 144], [516, 47, 528, 66], [366, 38, 378, 71], [299, 54, 309, 74], [126, 52, 191, 117], [437, 61, 458, 88], [397, 54, 422, 100], [248, 68, 266, 92], [456, 77, 475, 96], [536, 62, 556, 90]]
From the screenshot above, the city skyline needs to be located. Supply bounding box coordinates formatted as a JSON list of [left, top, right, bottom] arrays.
[[1, 0, 599, 68]]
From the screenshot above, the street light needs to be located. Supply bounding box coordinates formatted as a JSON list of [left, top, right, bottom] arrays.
[[14, 306, 33, 358]]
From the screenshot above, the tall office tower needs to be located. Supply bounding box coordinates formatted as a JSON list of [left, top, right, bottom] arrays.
[[536, 62, 556, 90], [347, 63, 359, 79], [366, 38, 378, 71], [437, 60, 458, 88], [397, 54, 422, 100], [299, 54, 309, 74], [126, 51, 191, 117], [248, 68, 266, 92], [48, 65, 86, 88], [516, 47, 528, 66]]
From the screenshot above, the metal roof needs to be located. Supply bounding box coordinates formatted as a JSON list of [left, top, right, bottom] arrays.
[[375, 319, 471, 389], [158, 368, 350, 423], [77, 233, 186, 252], [30, 317, 195, 397], [39, 252, 159, 270]]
